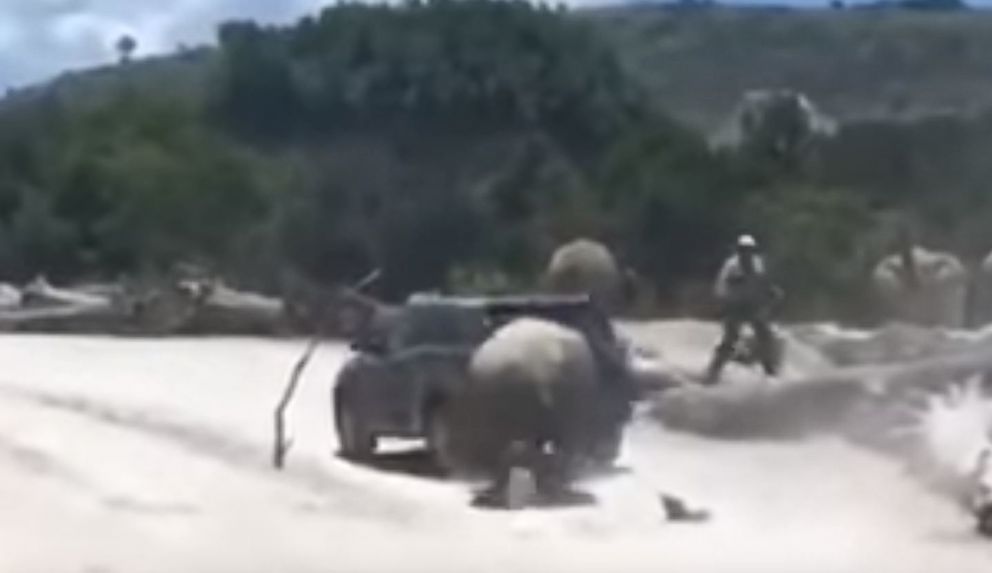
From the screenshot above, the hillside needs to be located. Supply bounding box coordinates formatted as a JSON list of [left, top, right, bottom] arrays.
[[0, 1, 711, 299], [589, 5, 992, 131], [17, 6, 992, 136]]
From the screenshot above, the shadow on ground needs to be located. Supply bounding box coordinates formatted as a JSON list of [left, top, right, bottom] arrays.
[[338, 449, 448, 479], [338, 447, 616, 512], [470, 486, 598, 511]]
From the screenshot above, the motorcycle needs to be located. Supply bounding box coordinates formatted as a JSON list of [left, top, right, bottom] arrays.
[[729, 324, 785, 375], [727, 285, 786, 376]]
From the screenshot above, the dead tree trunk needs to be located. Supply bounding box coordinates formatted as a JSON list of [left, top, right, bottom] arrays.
[[273, 337, 321, 469], [0, 301, 126, 333]]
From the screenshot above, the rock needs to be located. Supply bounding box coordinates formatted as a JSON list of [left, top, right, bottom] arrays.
[[659, 493, 711, 523]]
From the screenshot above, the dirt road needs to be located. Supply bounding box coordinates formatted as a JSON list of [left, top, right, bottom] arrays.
[[0, 329, 989, 573]]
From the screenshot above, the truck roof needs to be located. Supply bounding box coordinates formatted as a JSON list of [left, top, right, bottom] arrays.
[[406, 292, 595, 311]]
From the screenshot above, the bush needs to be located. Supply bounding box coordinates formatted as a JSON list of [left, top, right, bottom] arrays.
[[742, 185, 876, 321]]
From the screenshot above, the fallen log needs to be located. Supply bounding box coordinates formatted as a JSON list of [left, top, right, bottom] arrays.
[[129, 278, 295, 336], [0, 301, 131, 334], [179, 282, 289, 336], [21, 276, 110, 308], [70, 281, 127, 300], [0, 283, 21, 309], [0, 270, 384, 337]]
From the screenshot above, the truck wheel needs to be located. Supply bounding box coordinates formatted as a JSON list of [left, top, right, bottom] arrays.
[[426, 403, 458, 474], [978, 504, 992, 537], [335, 395, 376, 460]]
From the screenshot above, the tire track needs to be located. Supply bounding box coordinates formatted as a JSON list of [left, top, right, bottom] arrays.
[[0, 382, 423, 522], [0, 434, 198, 516]]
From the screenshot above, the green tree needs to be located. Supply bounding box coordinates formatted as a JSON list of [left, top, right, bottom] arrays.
[[8, 191, 78, 280], [116, 35, 138, 64], [594, 120, 740, 293]]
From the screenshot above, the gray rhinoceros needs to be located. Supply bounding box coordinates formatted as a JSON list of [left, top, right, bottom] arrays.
[[872, 244, 968, 329], [446, 316, 628, 482], [543, 238, 628, 314]]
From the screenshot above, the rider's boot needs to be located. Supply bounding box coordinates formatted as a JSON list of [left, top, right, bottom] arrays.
[[704, 319, 738, 385], [759, 349, 779, 377], [753, 322, 779, 377]]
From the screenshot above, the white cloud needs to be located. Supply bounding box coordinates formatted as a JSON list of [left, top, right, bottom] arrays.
[[0, 0, 329, 89], [0, 16, 21, 51]]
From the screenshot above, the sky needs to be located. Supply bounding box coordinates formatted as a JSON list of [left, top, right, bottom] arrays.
[[0, 0, 977, 90], [0, 0, 333, 89]]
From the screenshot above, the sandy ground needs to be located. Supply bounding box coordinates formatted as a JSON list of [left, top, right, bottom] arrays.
[[0, 324, 990, 573]]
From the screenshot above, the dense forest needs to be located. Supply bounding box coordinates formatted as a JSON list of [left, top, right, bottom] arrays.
[[0, 0, 990, 322]]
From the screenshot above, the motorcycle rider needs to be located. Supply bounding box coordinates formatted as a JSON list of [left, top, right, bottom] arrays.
[[703, 234, 783, 385]]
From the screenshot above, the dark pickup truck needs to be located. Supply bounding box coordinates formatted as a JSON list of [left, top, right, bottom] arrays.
[[332, 293, 635, 471]]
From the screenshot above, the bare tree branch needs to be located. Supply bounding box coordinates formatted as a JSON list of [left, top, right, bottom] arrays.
[[273, 336, 321, 469], [353, 268, 383, 293]]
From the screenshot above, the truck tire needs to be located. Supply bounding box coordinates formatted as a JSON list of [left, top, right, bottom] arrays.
[[978, 503, 992, 537], [426, 402, 458, 474], [335, 393, 376, 460]]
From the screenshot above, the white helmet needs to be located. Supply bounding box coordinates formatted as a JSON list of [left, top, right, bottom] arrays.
[[737, 234, 758, 249]]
